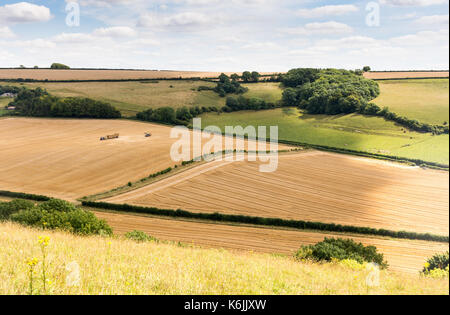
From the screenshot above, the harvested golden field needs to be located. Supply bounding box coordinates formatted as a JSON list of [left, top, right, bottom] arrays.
[[93, 211, 449, 274], [0, 118, 286, 201], [104, 151, 449, 236], [2, 222, 448, 294], [0, 69, 275, 81], [364, 71, 449, 80]]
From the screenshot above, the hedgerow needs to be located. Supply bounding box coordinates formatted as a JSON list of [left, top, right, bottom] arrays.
[[0, 190, 51, 201], [81, 201, 449, 243], [3, 85, 121, 119]]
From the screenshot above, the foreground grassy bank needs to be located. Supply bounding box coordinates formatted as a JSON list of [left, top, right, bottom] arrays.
[[1, 222, 448, 295]]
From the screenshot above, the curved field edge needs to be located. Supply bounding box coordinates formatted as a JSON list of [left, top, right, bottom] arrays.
[[1, 189, 447, 243], [199, 109, 449, 168], [81, 200, 449, 243], [1, 222, 448, 295], [92, 210, 449, 275]]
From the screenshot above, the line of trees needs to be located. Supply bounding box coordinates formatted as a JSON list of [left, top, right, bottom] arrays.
[[81, 200, 449, 243], [224, 95, 278, 112], [136, 105, 219, 125], [7, 86, 121, 118], [0, 85, 21, 95]]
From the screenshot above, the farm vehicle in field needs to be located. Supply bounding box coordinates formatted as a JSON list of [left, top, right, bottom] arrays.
[[100, 133, 119, 141]]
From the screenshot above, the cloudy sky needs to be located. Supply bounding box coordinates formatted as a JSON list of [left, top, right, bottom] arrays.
[[0, 0, 448, 71]]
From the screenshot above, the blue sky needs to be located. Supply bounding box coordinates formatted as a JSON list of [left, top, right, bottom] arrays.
[[0, 0, 448, 71]]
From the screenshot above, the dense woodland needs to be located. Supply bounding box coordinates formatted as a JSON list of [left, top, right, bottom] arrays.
[[281, 68, 448, 134]]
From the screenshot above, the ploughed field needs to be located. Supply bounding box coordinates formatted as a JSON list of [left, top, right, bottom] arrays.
[[93, 211, 449, 274], [364, 71, 449, 80], [104, 151, 449, 236], [0, 118, 285, 201]]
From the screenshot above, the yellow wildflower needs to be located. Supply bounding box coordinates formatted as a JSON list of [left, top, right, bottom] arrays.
[[38, 236, 50, 247], [26, 257, 39, 267]]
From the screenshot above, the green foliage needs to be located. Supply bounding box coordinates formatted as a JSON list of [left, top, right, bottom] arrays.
[[359, 103, 449, 135], [50, 63, 70, 69], [225, 95, 276, 112], [423, 252, 449, 274], [125, 230, 157, 242], [148, 167, 172, 178], [8, 86, 121, 118], [0, 190, 51, 201], [0, 85, 21, 97], [214, 73, 248, 96], [291, 69, 380, 114], [136, 107, 177, 124], [295, 238, 388, 269], [280, 68, 321, 88], [81, 201, 449, 243], [0, 199, 35, 221], [10, 199, 112, 236]]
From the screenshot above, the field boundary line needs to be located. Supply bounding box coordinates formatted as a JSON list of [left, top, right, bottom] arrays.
[[1, 189, 448, 242], [80, 200, 449, 243]]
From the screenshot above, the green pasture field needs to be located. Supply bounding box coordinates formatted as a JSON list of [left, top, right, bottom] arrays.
[[374, 79, 449, 125], [201, 108, 449, 165], [4, 81, 283, 117]]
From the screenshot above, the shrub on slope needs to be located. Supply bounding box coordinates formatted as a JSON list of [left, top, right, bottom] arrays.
[[295, 238, 388, 269], [5, 199, 112, 236]]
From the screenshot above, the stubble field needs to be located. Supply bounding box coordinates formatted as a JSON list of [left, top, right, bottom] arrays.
[[0, 69, 244, 81], [0, 118, 284, 201], [104, 151, 449, 236], [364, 71, 449, 80], [92, 211, 449, 274]]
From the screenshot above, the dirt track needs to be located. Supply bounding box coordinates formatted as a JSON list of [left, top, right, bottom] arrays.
[[0, 118, 284, 200], [364, 71, 449, 80], [93, 211, 449, 274], [105, 151, 449, 236]]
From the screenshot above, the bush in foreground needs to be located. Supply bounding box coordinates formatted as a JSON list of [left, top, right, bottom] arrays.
[[422, 252, 449, 278], [125, 230, 158, 243], [295, 238, 388, 269], [8, 199, 112, 236], [0, 199, 35, 221]]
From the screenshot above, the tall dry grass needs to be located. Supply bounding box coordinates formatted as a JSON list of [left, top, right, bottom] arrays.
[[0, 222, 448, 295]]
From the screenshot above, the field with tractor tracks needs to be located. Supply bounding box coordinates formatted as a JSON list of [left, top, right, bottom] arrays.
[[0, 118, 288, 201], [93, 210, 449, 274], [104, 151, 449, 236]]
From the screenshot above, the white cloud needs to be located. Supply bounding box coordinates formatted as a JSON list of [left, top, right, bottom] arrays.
[[415, 14, 449, 25], [296, 5, 359, 18], [283, 21, 353, 36], [139, 11, 215, 29], [0, 2, 52, 24], [67, 0, 140, 7], [0, 26, 15, 38], [93, 26, 137, 37], [390, 28, 449, 46], [380, 0, 447, 6], [52, 33, 97, 43]]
